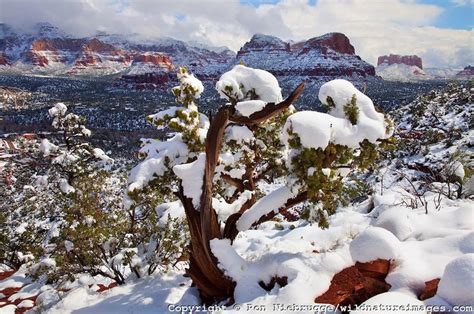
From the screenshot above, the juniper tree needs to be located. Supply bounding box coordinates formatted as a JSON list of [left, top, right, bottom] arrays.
[[128, 66, 393, 303]]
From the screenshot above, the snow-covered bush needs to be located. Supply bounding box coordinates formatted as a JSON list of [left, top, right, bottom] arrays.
[[393, 83, 473, 200], [0, 104, 132, 285], [243, 79, 394, 228]]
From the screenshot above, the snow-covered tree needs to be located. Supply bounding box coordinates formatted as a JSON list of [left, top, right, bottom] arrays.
[[128, 65, 393, 303]]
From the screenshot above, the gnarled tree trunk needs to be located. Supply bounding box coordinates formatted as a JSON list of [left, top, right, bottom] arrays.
[[180, 83, 305, 304]]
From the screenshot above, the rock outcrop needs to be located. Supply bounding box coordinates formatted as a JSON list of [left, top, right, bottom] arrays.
[[0, 23, 377, 85], [237, 33, 375, 78], [455, 65, 474, 79], [376, 54, 432, 81], [120, 52, 173, 89], [70, 38, 133, 74], [0, 52, 10, 66], [377, 54, 423, 69], [315, 259, 391, 306]]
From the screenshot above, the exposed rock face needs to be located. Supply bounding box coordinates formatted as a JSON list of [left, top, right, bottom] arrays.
[[133, 53, 172, 66], [128, 39, 234, 80], [237, 33, 375, 78], [315, 259, 391, 306], [0, 53, 9, 66], [302, 32, 355, 55], [375, 63, 430, 82], [25, 38, 85, 66], [237, 34, 290, 56], [0, 23, 377, 86], [70, 38, 133, 74], [455, 65, 474, 79], [120, 52, 173, 89], [377, 54, 423, 69]]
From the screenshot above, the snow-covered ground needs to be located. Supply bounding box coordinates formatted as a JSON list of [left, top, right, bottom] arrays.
[[0, 74, 472, 313], [6, 187, 469, 313], [376, 64, 432, 82]]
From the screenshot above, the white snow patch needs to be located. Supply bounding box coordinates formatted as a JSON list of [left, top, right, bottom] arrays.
[[59, 179, 75, 194], [353, 291, 425, 313], [237, 185, 296, 231], [235, 100, 267, 117], [173, 153, 206, 209], [437, 254, 474, 306], [216, 65, 282, 103], [349, 227, 400, 263]]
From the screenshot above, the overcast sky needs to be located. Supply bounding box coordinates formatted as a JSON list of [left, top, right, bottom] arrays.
[[0, 0, 472, 68]]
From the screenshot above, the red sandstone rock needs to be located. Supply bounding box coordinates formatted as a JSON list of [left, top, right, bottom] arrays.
[[315, 259, 391, 307], [303, 33, 355, 55], [82, 38, 116, 53], [455, 66, 474, 78], [418, 278, 440, 300], [0, 53, 10, 66], [377, 54, 423, 69], [133, 53, 173, 68], [237, 33, 374, 78]]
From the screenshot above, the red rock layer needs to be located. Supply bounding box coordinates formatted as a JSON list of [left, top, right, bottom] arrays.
[[377, 54, 423, 69], [315, 259, 391, 307]]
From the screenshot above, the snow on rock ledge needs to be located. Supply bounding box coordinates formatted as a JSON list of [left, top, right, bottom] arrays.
[[216, 64, 282, 103], [437, 254, 474, 306], [350, 227, 400, 263]]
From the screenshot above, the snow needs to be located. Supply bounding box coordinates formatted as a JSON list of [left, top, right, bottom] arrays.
[[46, 269, 198, 314], [374, 206, 413, 240], [48, 102, 67, 117], [216, 65, 282, 103], [236, 185, 296, 231], [352, 291, 425, 313], [93, 148, 114, 164], [64, 240, 74, 252], [282, 80, 390, 151], [177, 71, 204, 99], [147, 107, 180, 127], [59, 178, 75, 194], [349, 227, 400, 263], [39, 139, 58, 156], [213, 190, 254, 222], [451, 161, 465, 180], [376, 63, 432, 82], [34, 175, 49, 188], [436, 254, 474, 306], [0, 305, 16, 314], [225, 125, 254, 144], [127, 158, 167, 192], [128, 135, 189, 192], [235, 100, 267, 117], [155, 201, 185, 225], [173, 153, 206, 209], [17, 299, 34, 308]]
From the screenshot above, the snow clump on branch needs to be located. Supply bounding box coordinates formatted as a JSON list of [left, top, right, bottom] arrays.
[[216, 64, 283, 104], [282, 79, 393, 151]]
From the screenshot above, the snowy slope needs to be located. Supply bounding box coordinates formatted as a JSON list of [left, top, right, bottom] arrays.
[[1, 80, 472, 313], [376, 63, 432, 82]]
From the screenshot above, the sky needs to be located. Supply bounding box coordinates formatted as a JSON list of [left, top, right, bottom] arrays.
[[0, 0, 473, 68]]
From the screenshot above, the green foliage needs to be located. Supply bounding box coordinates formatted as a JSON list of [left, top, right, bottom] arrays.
[[286, 129, 385, 227], [343, 94, 360, 125]]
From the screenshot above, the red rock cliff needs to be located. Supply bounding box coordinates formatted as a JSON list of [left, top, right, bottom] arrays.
[[377, 54, 423, 69]]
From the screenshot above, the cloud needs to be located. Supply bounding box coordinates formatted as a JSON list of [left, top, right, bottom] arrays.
[[450, 0, 474, 6], [0, 0, 472, 67]]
